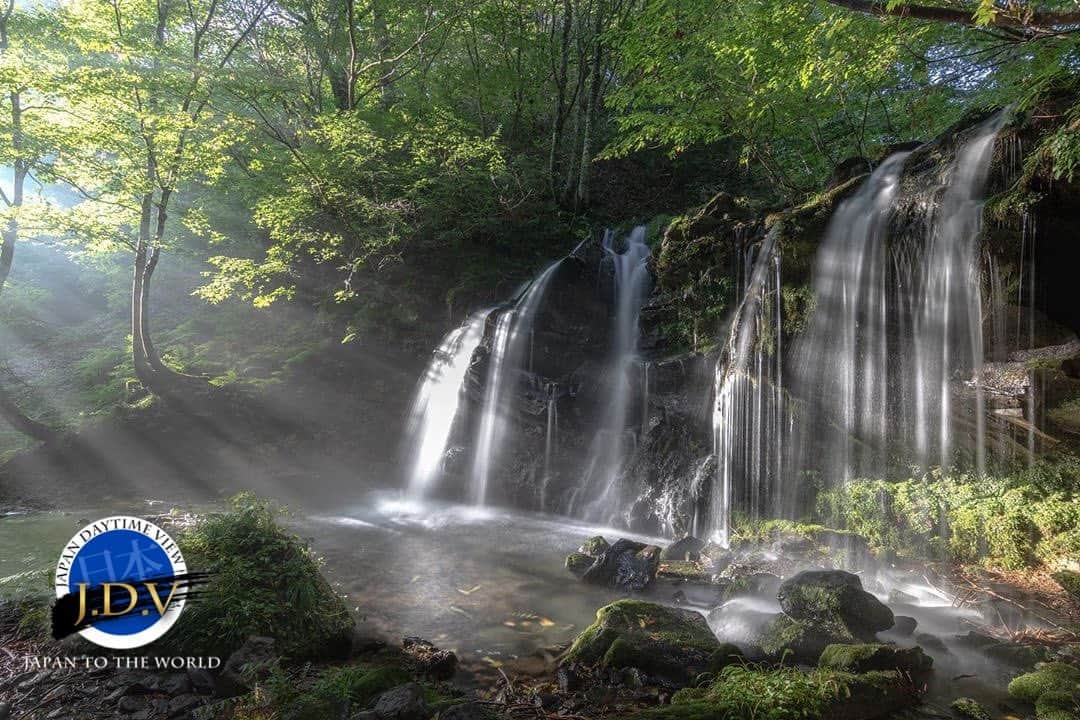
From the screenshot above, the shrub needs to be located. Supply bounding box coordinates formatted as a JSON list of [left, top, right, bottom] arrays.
[[161, 493, 354, 659], [815, 460, 1079, 571]]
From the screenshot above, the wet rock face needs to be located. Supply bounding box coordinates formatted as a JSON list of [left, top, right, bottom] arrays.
[[578, 538, 662, 592], [617, 354, 715, 536], [661, 535, 705, 562], [777, 570, 894, 638]]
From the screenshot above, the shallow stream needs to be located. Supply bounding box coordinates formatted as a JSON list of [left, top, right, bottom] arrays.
[[0, 496, 1039, 712]]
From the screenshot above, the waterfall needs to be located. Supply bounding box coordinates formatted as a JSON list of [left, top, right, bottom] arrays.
[[710, 226, 785, 546], [792, 113, 1003, 494], [577, 226, 652, 522], [470, 261, 563, 505], [404, 308, 492, 498]]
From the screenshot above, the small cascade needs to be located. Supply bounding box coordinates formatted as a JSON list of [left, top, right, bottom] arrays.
[[542, 382, 559, 510], [710, 226, 785, 546], [792, 113, 1004, 494], [1019, 211, 1038, 351], [470, 261, 563, 505], [914, 114, 1003, 478], [577, 226, 652, 522], [404, 308, 493, 498], [986, 251, 1007, 362]]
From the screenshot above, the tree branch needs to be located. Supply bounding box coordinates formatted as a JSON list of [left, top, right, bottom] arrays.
[[826, 0, 1080, 35]]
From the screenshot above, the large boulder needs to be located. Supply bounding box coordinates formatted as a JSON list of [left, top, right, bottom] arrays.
[[563, 600, 732, 684], [581, 539, 661, 591], [777, 570, 893, 637]]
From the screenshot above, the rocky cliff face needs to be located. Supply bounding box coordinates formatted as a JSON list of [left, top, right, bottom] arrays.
[[424, 96, 1080, 537]]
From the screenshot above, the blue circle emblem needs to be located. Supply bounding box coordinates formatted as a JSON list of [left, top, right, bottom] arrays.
[[55, 517, 187, 649]]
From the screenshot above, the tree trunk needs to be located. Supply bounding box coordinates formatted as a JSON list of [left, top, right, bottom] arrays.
[[0, 226, 13, 296], [372, 0, 393, 107], [131, 239, 210, 399], [131, 236, 158, 389], [0, 385, 54, 442], [574, 5, 604, 211], [548, 0, 573, 196]]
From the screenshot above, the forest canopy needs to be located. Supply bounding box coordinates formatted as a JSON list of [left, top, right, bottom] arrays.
[[1, 0, 1079, 413]]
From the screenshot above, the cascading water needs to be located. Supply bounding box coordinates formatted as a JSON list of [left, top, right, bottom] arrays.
[[577, 227, 652, 522], [404, 309, 492, 498], [792, 113, 1003, 493], [710, 226, 785, 546], [790, 152, 909, 485], [470, 261, 563, 505], [542, 382, 559, 510]]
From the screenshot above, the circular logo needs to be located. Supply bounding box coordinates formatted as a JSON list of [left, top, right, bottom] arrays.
[[54, 516, 187, 649]]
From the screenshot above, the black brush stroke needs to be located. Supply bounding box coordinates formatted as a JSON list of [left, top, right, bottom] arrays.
[[52, 572, 213, 639]]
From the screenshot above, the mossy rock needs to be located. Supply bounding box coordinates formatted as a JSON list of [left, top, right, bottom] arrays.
[[777, 570, 893, 637], [1036, 689, 1080, 720], [950, 697, 991, 720], [581, 536, 610, 555], [1008, 663, 1080, 703], [619, 665, 917, 720], [758, 614, 856, 663], [566, 552, 594, 575], [564, 600, 723, 683], [819, 643, 932, 674]]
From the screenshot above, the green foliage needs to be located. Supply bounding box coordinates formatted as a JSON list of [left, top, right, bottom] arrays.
[[231, 662, 417, 720], [625, 665, 910, 720], [815, 459, 1079, 571], [163, 493, 354, 659], [605, 0, 953, 193]]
